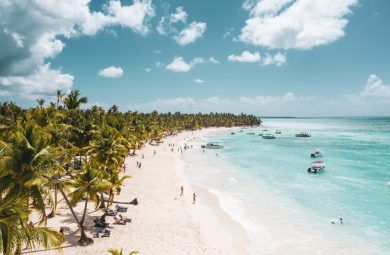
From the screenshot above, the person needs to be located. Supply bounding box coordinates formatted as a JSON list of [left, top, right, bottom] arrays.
[[193, 193, 196, 204], [59, 227, 65, 236], [216, 153, 219, 157], [28, 221, 34, 228], [123, 164, 126, 173], [203, 149, 205, 154], [339, 217, 344, 224], [180, 186, 184, 196], [142, 153, 144, 159], [136, 161, 139, 167], [154, 150, 156, 155], [139, 162, 142, 169]]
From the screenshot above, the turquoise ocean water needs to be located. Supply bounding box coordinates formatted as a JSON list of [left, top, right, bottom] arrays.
[[183, 117, 390, 254]]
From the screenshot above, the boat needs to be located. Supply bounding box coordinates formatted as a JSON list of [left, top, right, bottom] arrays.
[[295, 132, 311, 137], [258, 133, 263, 136], [263, 134, 276, 139], [246, 132, 255, 135], [201, 142, 225, 149], [231, 132, 235, 135], [307, 161, 326, 173], [310, 149, 323, 158], [262, 129, 268, 131], [275, 130, 282, 134]]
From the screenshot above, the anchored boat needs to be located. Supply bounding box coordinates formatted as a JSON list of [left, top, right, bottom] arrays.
[[310, 149, 323, 158], [295, 132, 311, 137], [307, 161, 326, 173], [201, 142, 225, 149]]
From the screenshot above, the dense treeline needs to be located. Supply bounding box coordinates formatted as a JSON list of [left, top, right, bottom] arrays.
[[0, 90, 259, 254]]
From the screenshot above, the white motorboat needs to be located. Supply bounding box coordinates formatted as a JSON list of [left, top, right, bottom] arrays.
[[307, 161, 326, 173], [201, 142, 225, 149], [295, 132, 311, 137], [263, 134, 276, 139], [310, 149, 323, 158]]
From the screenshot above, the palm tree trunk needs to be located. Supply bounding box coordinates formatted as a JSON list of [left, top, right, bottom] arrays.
[[48, 188, 58, 218], [59, 187, 93, 245], [80, 198, 88, 226], [100, 189, 113, 221], [99, 193, 106, 208]]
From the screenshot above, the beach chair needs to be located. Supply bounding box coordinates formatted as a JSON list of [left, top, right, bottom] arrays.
[[93, 218, 109, 228], [106, 209, 117, 216], [119, 214, 131, 223], [93, 228, 110, 238], [115, 204, 128, 212], [114, 216, 126, 225]]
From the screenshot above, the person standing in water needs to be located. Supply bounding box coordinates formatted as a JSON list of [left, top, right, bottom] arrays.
[[180, 186, 184, 196], [193, 193, 196, 204]]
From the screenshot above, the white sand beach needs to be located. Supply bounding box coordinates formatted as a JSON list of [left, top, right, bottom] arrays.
[[30, 128, 249, 255]]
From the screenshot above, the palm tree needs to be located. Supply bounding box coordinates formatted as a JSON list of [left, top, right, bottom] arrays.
[[0, 191, 63, 255], [0, 121, 57, 223], [69, 162, 109, 245], [101, 170, 130, 220], [107, 248, 139, 255], [36, 98, 45, 109], [88, 126, 127, 208], [56, 89, 65, 109], [62, 89, 88, 148]]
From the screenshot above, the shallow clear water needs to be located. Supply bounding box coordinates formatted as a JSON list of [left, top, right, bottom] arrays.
[[184, 117, 390, 254]]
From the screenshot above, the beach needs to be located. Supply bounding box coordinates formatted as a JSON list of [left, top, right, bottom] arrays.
[[31, 127, 249, 255]]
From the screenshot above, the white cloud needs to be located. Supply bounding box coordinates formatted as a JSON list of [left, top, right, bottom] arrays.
[[170, 6, 188, 23], [194, 78, 205, 84], [228, 51, 260, 63], [0, 0, 155, 100], [175, 22, 207, 46], [239, 0, 357, 50], [145, 68, 152, 73], [361, 75, 390, 97], [166, 57, 192, 72], [166, 56, 218, 73], [0, 64, 73, 100], [262, 52, 286, 66], [222, 27, 235, 39], [98, 66, 124, 78], [208, 57, 220, 64]]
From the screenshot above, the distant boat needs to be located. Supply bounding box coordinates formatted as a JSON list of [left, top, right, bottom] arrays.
[[263, 134, 276, 139], [275, 130, 282, 134], [262, 129, 268, 131], [310, 149, 323, 158], [307, 161, 326, 173], [239, 130, 244, 132], [201, 142, 225, 149], [258, 133, 263, 136], [231, 132, 235, 135], [295, 132, 311, 137], [246, 132, 255, 135]]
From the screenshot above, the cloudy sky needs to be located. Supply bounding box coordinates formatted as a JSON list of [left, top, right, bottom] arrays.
[[0, 0, 389, 116]]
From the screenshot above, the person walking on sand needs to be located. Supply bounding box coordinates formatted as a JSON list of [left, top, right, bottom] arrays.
[[180, 186, 184, 196], [193, 193, 197, 204], [123, 164, 126, 173]]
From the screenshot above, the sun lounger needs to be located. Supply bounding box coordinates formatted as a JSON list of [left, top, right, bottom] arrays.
[[93, 218, 109, 228], [114, 216, 126, 225], [106, 209, 117, 216], [119, 214, 131, 223], [115, 204, 128, 212], [93, 228, 110, 238]]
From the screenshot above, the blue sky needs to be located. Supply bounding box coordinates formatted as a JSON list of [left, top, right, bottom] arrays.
[[0, 0, 389, 116]]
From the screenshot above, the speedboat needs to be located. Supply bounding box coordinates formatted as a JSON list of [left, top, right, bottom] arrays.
[[307, 161, 326, 173], [310, 149, 323, 158], [202, 142, 225, 149], [263, 134, 276, 139], [275, 130, 282, 134], [295, 132, 311, 137]]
